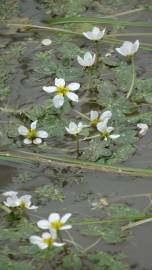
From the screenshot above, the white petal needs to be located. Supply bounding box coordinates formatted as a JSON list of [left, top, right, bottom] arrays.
[[110, 134, 120, 140], [137, 123, 148, 136], [53, 95, 64, 108], [90, 111, 99, 121], [42, 232, 53, 239], [66, 92, 79, 102], [41, 39, 52, 46], [30, 235, 42, 245], [38, 243, 48, 249], [92, 54, 96, 64], [107, 126, 114, 133], [4, 197, 19, 207], [131, 40, 139, 54], [37, 130, 48, 138], [97, 122, 107, 132], [65, 127, 71, 134], [100, 110, 112, 121], [37, 219, 50, 229], [116, 41, 132, 56], [48, 213, 60, 223], [18, 126, 28, 136], [55, 78, 65, 87], [61, 213, 72, 223], [60, 225, 72, 230], [23, 138, 32, 145], [93, 26, 100, 34], [19, 195, 31, 203], [53, 242, 65, 247], [2, 191, 18, 197], [83, 31, 93, 40], [77, 55, 85, 66], [137, 123, 147, 129], [33, 138, 42, 144], [27, 205, 38, 210], [78, 122, 83, 130], [43, 86, 56, 93], [67, 83, 80, 91], [31, 120, 38, 129]]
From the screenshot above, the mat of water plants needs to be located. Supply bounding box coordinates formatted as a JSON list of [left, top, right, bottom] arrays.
[[0, 0, 152, 269]]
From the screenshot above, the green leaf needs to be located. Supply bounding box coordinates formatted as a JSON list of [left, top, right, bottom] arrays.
[[62, 254, 82, 270], [115, 62, 132, 93], [81, 138, 112, 162], [46, 16, 152, 28], [82, 223, 127, 243], [90, 252, 129, 270], [128, 111, 152, 125]]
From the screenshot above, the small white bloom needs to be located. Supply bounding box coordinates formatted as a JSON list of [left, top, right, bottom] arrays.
[[3, 191, 38, 210], [83, 27, 106, 41], [30, 231, 64, 249], [43, 78, 80, 108], [77, 52, 96, 67], [97, 121, 120, 141], [37, 213, 72, 232], [116, 40, 139, 57], [18, 120, 48, 145], [137, 123, 148, 136], [41, 39, 52, 46], [65, 122, 83, 135], [90, 110, 112, 127], [18, 195, 38, 210]]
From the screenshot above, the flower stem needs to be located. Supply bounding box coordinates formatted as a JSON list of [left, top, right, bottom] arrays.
[[85, 67, 92, 91], [95, 41, 100, 64], [75, 134, 80, 158], [58, 231, 68, 254], [127, 56, 136, 99]]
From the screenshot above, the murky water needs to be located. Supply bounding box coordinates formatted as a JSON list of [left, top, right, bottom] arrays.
[[0, 0, 152, 269]]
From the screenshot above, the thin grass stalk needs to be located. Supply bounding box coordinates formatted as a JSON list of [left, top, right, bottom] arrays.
[[1, 150, 152, 177]]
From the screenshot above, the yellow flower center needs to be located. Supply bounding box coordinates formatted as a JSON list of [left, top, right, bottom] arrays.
[[43, 237, 54, 246], [91, 118, 101, 128], [56, 86, 70, 96], [27, 129, 38, 140], [20, 201, 27, 209], [101, 131, 109, 141], [51, 220, 63, 230]]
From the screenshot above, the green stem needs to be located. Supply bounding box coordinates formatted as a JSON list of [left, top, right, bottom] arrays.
[[1, 150, 152, 177], [95, 41, 100, 64], [75, 134, 80, 158], [58, 231, 68, 254], [85, 67, 92, 91], [127, 56, 136, 99]]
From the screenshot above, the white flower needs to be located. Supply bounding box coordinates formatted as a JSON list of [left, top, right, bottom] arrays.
[[43, 78, 80, 108], [97, 121, 120, 141], [83, 27, 106, 41], [30, 231, 64, 249], [3, 191, 38, 210], [3, 191, 19, 208], [137, 123, 148, 136], [90, 110, 112, 127], [18, 120, 48, 145], [65, 122, 83, 135], [116, 40, 139, 57], [17, 195, 38, 209], [77, 52, 96, 67], [41, 39, 52, 46], [37, 213, 72, 232]]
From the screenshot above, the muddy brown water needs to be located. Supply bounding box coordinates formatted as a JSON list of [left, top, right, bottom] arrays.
[[0, 0, 152, 269]]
